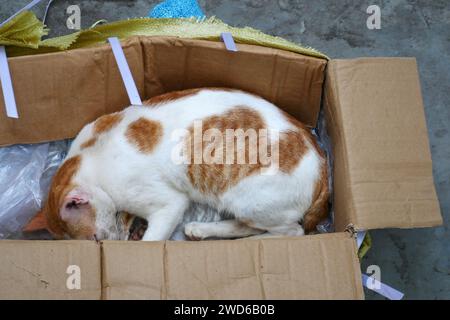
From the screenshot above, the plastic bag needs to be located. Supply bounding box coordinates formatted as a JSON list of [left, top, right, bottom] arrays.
[[0, 140, 70, 239], [313, 107, 335, 233]]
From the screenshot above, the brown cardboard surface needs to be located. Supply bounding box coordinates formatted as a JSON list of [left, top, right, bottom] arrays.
[[0, 36, 326, 146], [101, 233, 364, 300], [0, 37, 145, 146], [0, 240, 101, 299], [325, 58, 442, 231], [141, 37, 326, 127], [102, 241, 166, 299]]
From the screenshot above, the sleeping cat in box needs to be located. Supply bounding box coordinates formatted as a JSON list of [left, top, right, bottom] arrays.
[[24, 88, 329, 241]]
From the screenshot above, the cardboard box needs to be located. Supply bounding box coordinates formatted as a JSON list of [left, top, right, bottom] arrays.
[[0, 37, 442, 299]]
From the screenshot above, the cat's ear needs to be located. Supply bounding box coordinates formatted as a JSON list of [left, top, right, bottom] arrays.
[[60, 189, 92, 224], [23, 209, 49, 232]]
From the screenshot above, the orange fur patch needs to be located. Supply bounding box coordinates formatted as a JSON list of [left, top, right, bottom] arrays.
[[302, 161, 329, 234], [185, 106, 326, 198], [281, 111, 330, 233], [278, 130, 307, 173], [80, 137, 97, 149], [186, 106, 310, 195], [144, 87, 243, 106], [144, 88, 203, 105], [277, 111, 312, 173], [125, 117, 163, 153], [44, 155, 82, 238], [23, 210, 48, 232], [187, 107, 265, 195], [94, 112, 124, 134], [283, 110, 325, 158], [80, 112, 124, 150]]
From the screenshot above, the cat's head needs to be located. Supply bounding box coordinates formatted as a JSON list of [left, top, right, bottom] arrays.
[[23, 155, 128, 240]]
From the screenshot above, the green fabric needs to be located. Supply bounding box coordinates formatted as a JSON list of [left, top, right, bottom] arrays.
[[0, 11, 48, 49], [358, 232, 372, 259], [0, 11, 327, 59]]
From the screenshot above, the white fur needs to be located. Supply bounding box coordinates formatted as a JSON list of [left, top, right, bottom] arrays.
[[65, 89, 323, 240]]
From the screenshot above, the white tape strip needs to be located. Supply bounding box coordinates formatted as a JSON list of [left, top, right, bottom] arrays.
[[0, 0, 44, 27], [357, 231, 405, 300], [108, 37, 142, 106], [0, 46, 18, 118], [221, 32, 238, 52], [362, 274, 404, 300], [42, 0, 54, 25]]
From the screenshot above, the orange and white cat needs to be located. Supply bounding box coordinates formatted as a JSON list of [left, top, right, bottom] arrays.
[[25, 88, 329, 241]]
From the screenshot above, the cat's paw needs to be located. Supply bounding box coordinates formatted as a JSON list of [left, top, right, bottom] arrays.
[[184, 222, 206, 241]]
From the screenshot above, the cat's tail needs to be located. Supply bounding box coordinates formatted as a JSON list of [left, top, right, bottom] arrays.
[[302, 161, 329, 234]]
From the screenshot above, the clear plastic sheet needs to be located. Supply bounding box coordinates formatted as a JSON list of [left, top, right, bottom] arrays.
[[314, 107, 335, 233], [0, 140, 71, 239]]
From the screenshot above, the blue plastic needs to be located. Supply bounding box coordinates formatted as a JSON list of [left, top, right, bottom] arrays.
[[149, 0, 205, 19]]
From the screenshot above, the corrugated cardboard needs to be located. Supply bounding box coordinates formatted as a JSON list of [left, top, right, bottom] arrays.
[[0, 240, 101, 299], [325, 58, 442, 231], [0, 36, 326, 146], [0, 235, 362, 300], [141, 37, 326, 126], [101, 233, 363, 300], [102, 240, 165, 299]]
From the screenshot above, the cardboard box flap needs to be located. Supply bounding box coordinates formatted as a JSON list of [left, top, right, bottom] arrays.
[[141, 37, 326, 127], [325, 58, 442, 231], [0, 36, 326, 146], [0, 240, 101, 299], [101, 233, 363, 300]]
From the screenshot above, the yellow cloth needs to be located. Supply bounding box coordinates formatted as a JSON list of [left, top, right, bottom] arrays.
[[358, 232, 372, 259], [0, 11, 48, 49], [0, 12, 327, 60]]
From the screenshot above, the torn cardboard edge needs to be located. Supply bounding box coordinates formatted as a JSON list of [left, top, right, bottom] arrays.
[[0, 233, 364, 300]]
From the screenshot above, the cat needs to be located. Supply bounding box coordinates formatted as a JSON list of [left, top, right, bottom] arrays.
[[24, 88, 329, 241]]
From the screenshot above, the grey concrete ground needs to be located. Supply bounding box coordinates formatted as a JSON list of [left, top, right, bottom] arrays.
[[0, 0, 449, 299]]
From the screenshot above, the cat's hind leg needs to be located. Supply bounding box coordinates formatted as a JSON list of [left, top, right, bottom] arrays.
[[184, 220, 264, 240]]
